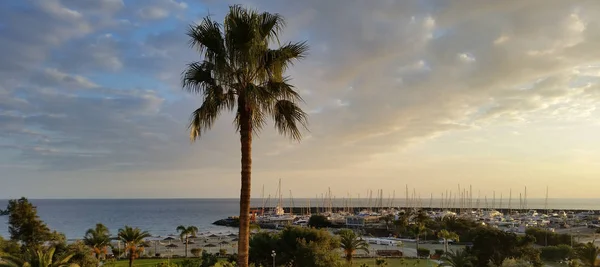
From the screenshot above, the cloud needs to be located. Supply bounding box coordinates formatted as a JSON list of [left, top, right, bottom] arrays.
[[137, 0, 188, 20], [2, 0, 600, 197]]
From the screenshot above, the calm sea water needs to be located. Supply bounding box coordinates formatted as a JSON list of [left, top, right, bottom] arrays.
[[0, 198, 598, 240]]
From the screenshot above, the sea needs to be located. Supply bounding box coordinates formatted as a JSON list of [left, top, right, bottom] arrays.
[[0, 198, 599, 240]]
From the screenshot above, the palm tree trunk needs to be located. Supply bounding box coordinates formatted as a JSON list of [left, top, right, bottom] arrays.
[[128, 255, 133, 267], [185, 239, 188, 257], [237, 107, 252, 267], [416, 235, 420, 252], [445, 239, 448, 253]]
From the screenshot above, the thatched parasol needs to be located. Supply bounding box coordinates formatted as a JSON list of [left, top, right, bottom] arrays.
[[166, 243, 178, 248]]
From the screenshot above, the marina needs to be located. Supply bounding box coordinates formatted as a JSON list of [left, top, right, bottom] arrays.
[[216, 182, 600, 236]]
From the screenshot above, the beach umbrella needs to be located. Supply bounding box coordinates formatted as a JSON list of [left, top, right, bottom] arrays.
[[219, 241, 229, 245], [231, 238, 239, 242], [189, 235, 198, 239], [227, 233, 237, 237], [166, 243, 178, 248], [208, 234, 219, 238], [163, 237, 176, 241], [204, 243, 217, 253], [187, 240, 196, 244]]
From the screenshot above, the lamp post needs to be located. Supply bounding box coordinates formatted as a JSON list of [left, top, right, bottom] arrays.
[[271, 250, 276, 267]]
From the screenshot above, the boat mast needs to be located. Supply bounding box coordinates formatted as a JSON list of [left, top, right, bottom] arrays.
[[544, 186, 549, 215], [509, 188, 512, 213], [524, 186, 528, 210]]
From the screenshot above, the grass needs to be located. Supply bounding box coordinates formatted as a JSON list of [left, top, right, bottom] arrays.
[[354, 258, 438, 267], [110, 257, 435, 267]]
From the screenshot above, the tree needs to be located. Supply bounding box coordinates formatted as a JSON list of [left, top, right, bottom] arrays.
[[441, 249, 475, 267], [249, 226, 341, 267], [83, 223, 111, 260], [468, 227, 541, 267], [380, 215, 394, 230], [0, 236, 21, 256], [308, 215, 331, 229], [338, 229, 369, 265], [412, 210, 430, 251], [575, 242, 600, 267], [438, 230, 460, 253], [176, 225, 199, 257], [1, 198, 53, 251], [393, 212, 411, 236], [182, 6, 309, 267], [117, 226, 151, 267]]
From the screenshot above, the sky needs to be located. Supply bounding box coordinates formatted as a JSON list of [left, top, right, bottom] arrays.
[[1, 0, 600, 199]]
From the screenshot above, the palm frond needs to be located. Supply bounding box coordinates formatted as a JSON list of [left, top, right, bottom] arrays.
[[258, 12, 285, 44], [263, 79, 303, 103], [263, 42, 308, 81], [272, 100, 308, 141], [188, 96, 225, 141], [187, 17, 226, 65]]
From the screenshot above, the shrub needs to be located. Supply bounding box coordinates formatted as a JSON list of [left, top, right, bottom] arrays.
[[434, 249, 444, 256], [375, 258, 388, 266], [417, 248, 430, 258], [219, 248, 227, 256], [190, 248, 203, 257], [540, 245, 573, 262]]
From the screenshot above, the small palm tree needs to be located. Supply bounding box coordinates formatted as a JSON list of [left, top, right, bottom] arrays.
[[441, 248, 475, 267], [437, 229, 460, 253], [576, 242, 600, 267], [83, 223, 111, 260], [176, 225, 199, 257], [412, 210, 429, 251], [182, 5, 309, 267], [0, 247, 77, 267], [117, 226, 151, 267], [339, 229, 369, 265]]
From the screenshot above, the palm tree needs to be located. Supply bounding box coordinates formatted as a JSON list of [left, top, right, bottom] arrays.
[[83, 223, 111, 260], [380, 214, 394, 230], [412, 210, 429, 251], [576, 242, 600, 267], [182, 5, 309, 267], [441, 249, 475, 267], [176, 225, 199, 257], [0, 247, 77, 267], [437, 229, 460, 253], [117, 226, 151, 267], [338, 229, 369, 265]]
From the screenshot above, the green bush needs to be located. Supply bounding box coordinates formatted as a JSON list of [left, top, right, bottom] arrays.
[[540, 245, 573, 261], [417, 248, 430, 258], [434, 249, 444, 255]]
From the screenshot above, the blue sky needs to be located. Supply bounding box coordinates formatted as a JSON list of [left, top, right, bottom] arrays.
[[1, 0, 600, 199]]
